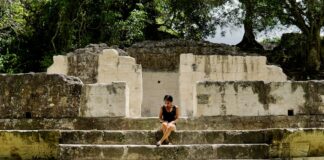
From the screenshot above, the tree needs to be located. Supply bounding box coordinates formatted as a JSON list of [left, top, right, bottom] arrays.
[[236, 0, 264, 51], [222, 0, 323, 73], [1, 0, 224, 73], [275, 0, 324, 72], [0, 0, 29, 73], [216, 0, 279, 51], [155, 0, 224, 40]]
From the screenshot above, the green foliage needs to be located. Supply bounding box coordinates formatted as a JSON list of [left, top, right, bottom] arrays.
[[111, 3, 149, 46], [223, 0, 323, 73], [1, 0, 224, 73], [156, 0, 218, 40], [0, 0, 323, 75], [260, 37, 281, 46], [0, 0, 28, 35], [271, 33, 307, 65], [268, 0, 324, 72], [0, 51, 19, 74], [216, 0, 279, 35]]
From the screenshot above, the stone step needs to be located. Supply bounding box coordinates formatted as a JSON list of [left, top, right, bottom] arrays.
[[59, 130, 270, 145], [1, 115, 324, 130], [290, 158, 324, 160], [59, 144, 269, 159]]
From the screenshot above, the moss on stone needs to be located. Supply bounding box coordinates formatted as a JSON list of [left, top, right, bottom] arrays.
[[0, 131, 59, 159], [270, 129, 324, 158], [233, 82, 239, 93], [297, 81, 323, 114], [248, 81, 276, 110]]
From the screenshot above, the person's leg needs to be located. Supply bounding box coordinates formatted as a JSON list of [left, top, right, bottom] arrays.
[[157, 122, 168, 146], [161, 122, 171, 143], [161, 122, 167, 134], [158, 123, 175, 144]]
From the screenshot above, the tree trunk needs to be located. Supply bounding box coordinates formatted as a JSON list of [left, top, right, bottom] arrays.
[[237, 0, 264, 51], [305, 28, 321, 73]]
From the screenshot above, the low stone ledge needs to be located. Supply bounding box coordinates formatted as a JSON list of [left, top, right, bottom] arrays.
[[0, 115, 324, 130], [59, 130, 268, 145], [59, 144, 269, 159]]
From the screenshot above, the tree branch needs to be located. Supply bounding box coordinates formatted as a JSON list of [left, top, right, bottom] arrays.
[[284, 0, 310, 34]]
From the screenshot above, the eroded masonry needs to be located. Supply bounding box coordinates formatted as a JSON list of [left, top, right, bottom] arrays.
[[1, 40, 324, 159], [47, 41, 323, 118]]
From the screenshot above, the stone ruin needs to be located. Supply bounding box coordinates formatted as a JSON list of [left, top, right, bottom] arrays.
[[0, 40, 324, 159], [48, 42, 290, 117]]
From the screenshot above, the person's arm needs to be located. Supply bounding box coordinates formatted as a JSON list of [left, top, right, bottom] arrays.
[[170, 106, 180, 124], [159, 106, 164, 123]]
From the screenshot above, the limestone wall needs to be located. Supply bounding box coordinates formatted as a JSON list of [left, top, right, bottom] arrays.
[[195, 81, 324, 117], [141, 72, 179, 117], [180, 54, 287, 116], [97, 49, 142, 117], [127, 39, 247, 71], [0, 73, 130, 118], [47, 42, 292, 118], [0, 73, 83, 118], [67, 53, 99, 84], [47, 55, 68, 75], [80, 82, 129, 117], [48, 43, 111, 83], [47, 47, 142, 117], [128, 40, 287, 117], [47, 53, 99, 84]]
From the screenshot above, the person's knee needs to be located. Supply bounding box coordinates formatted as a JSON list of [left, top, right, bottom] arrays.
[[162, 122, 168, 127], [167, 124, 175, 130]]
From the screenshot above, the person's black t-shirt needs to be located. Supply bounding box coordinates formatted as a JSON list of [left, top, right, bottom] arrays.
[[162, 105, 177, 123]]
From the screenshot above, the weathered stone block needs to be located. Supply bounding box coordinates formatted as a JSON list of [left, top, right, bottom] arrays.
[[97, 49, 142, 118], [80, 82, 129, 117], [195, 81, 324, 117], [0, 73, 83, 118], [180, 53, 287, 116], [216, 144, 269, 159], [67, 54, 99, 84], [47, 55, 68, 75], [48, 47, 143, 118]]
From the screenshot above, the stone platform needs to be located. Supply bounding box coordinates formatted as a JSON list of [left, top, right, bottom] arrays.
[[1, 115, 324, 130], [1, 116, 324, 159], [60, 144, 269, 159]]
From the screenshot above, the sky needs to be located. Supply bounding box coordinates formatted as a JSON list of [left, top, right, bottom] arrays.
[[206, 0, 324, 45], [206, 25, 304, 45], [207, 26, 324, 45], [206, 26, 244, 45]]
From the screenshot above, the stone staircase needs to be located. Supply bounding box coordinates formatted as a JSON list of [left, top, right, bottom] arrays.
[[1, 116, 324, 159], [59, 130, 269, 159]]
